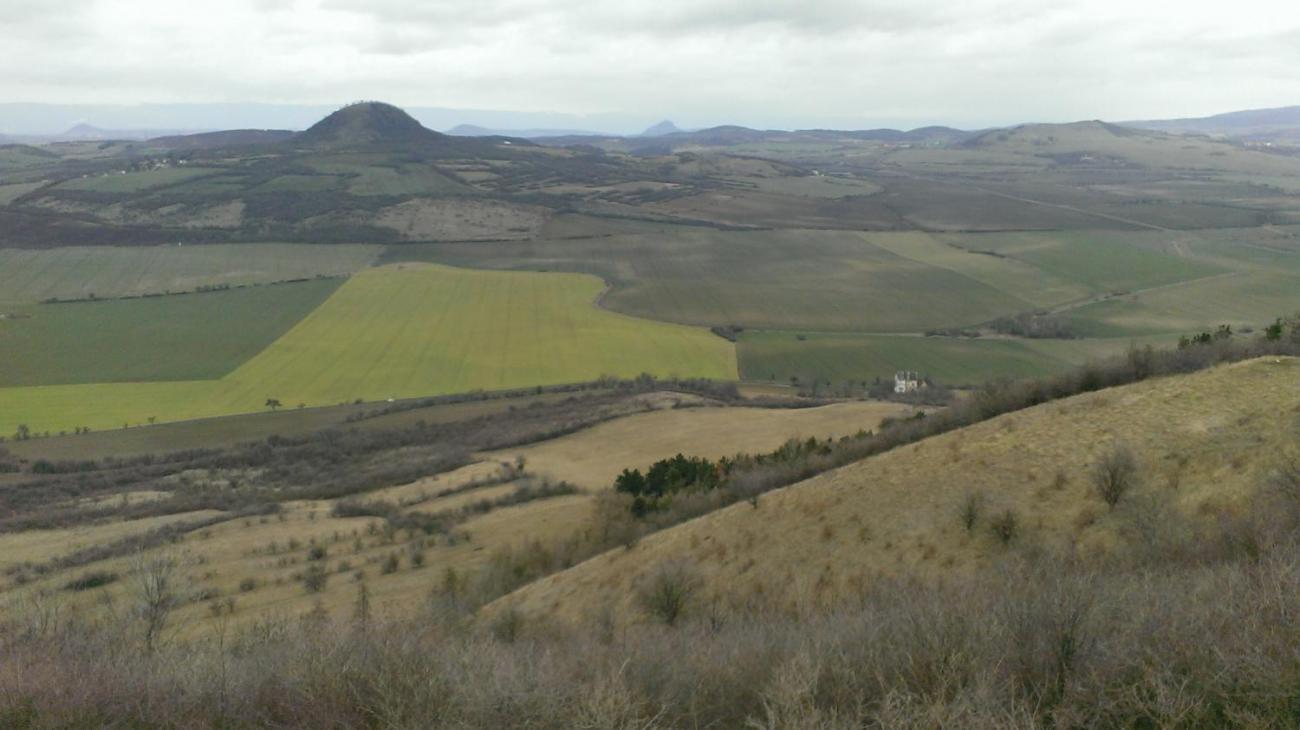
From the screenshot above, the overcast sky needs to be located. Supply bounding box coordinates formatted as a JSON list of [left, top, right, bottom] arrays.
[[3, 0, 1299, 131]]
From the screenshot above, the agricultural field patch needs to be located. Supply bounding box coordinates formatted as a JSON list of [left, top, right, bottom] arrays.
[[736, 331, 1171, 387], [0, 278, 342, 387], [5, 390, 586, 462], [0, 181, 47, 205], [1064, 271, 1300, 337], [252, 174, 345, 193], [646, 188, 903, 229], [56, 166, 219, 193], [0, 145, 59, 172], [536, 213, 701, 239], [305, 159, 469, 196], [390, 229, 1035, 332], [867, 232, 1092, 308], [964, 230, 1225, 293], [490, 401, 913, 489], [746, 174, 883, 198], [0, 243, 381, 305], [0, 263, 736, 433], [374, 198, 550, 241]]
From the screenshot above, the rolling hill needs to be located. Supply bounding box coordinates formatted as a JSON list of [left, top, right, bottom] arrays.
[[293, 101, 448, 149], [1125, 104, 1300, 140], [147, 129, 295, 149], [489, 356, 1300, 626]]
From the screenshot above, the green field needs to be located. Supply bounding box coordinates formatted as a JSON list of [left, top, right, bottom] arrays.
[[253, 174, 345, 193], [1065, 271, 1300, 337], [0, 145, 57, 172], [738, 331, 1174, 387], [867, 232, 1092, 308], [0, 243, 381, 305], [56, 166, 219, 193], [0, 278, 342, 386], [0, 181, 46, 205], [383, 225, 1297, 386], [305, 158, 469, 196], [0, 263, 736, 433], [974, 231, 1224, 292], [388, 229, 1038, 332], [390, 227, 1247, 333]]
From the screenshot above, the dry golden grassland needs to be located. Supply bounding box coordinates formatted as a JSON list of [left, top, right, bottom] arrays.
[[493, 357, 1300, 626], [0, 401, 904, 633], [492, 400, 911, 488]]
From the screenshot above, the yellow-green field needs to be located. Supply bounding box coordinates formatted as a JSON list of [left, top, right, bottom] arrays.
[[0, 263, 736, 433]]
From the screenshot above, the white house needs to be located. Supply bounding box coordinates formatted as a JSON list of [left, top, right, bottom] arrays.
[[894, 371, 924, 394]]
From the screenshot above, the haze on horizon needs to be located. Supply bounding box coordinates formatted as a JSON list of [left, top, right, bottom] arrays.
[[2, 0, 1299, 133]]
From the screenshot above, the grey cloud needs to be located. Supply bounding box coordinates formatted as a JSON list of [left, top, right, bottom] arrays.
[[1, 0, 1298, 130]]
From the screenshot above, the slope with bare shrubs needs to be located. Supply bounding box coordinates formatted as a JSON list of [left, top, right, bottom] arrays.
[[490, 356, 1300, 626]]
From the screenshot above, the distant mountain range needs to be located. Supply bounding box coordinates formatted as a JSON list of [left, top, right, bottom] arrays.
[[1, 122, 212, 143], [5, 100, 1300, 147], [146, 129, 296, 149], [60, 122, 208, 141], [0, 102, 654, 139], [447, 120, 685, 139], [527, 123, 971, 153], [640, 120, 682, 137], [1123, 105, 1300, 141], [447, 124, 606, 138]]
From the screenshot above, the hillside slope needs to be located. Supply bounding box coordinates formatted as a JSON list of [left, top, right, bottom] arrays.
[[492, 357, 1300, 624]]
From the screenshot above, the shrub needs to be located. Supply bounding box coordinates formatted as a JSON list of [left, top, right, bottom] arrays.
[[238, 577, 257, 593], [64, 570, 119, 592], [307, 545, 328, 561], [990, 509, 1020, 545], [960, 490, 986, 531], [639, 560, 699, 626], [303, 565, 328, 593], [381, 553, 400, 575], [1092, 444, 1138, 509]]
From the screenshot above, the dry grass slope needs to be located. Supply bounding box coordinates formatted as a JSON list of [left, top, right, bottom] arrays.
[[493, 357, 1300, 625], [0, 400, 903, 634]]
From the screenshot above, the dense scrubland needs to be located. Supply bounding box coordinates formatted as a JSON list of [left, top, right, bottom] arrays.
[[7, 526, 1300, 728]]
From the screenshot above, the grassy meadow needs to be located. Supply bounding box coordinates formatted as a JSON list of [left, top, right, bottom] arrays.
[[388, 224, 1294, 386], [737, 331, 1176, 386], [0, 181, 45, 205], [0, 263, 736, 433], [0, 243, 381, 305], [0, 279, 342, 387], [56, 167, 220, 193], [389, 229, 1037, 332]]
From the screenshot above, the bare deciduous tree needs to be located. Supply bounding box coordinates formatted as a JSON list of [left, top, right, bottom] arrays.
[[639, 560, 699, 626], [1092, 444, 1139, 509], [131, 551, 178, 652]]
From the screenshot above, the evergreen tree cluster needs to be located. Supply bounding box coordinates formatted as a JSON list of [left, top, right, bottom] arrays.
[[613, 436, 846, 518]]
